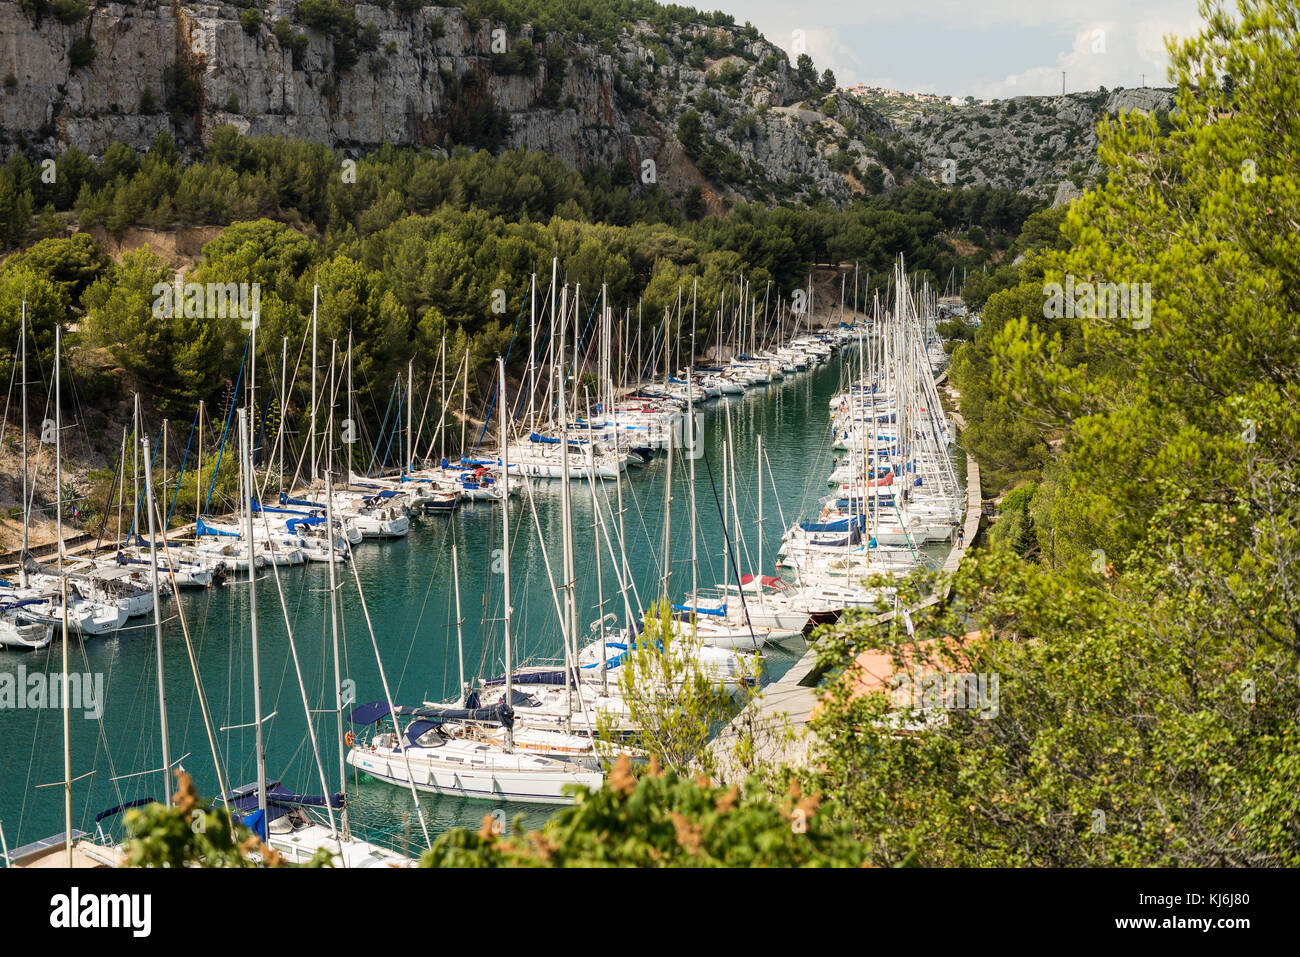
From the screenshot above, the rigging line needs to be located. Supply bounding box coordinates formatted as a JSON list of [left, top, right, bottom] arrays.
[[277, 316, 315, 498], [472, 291, 529, 450], [343, 528, 433, 849], [701, 434, 755, 636], [409, 357, 439, 467], [592, 462, 645, 630], [375, 377, 408, 477], [91, 433, 127, 555], [253, 505, 343, 848], [125, 425, 165, 541], [0, 344, 16, 449], [363, 379, 398, 477], [511, 321, 553, 428], [165, 407, 200, 527], [419, 346, 462, 464], [202, 334, 251, 513]]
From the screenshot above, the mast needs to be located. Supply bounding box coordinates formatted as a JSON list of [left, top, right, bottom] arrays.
[[346, 331, 353, 480], [249, 316, 256, 487], [756, 432, 763, 600], [549, 258, 557, 430], [687, 370, 697, 622], [280, 336, 287, 497], [406, 357, 414, 474], [56, 326, 71, 866], [585, 394, 606, 696], [497, 358, 514, 753], [196, 401, 203, 524], [439, 336, 447, 464], [142, 433, 172, 808], [132, 394, 140, 537], [557, 355, 576, 730], [661, 405, 672, 600], [452, 538, 465, 699], [459, 348, 468, 459], [324, 343, 351, 840], [310, 285, 318, 483], [529, 273, 537, 435], [239, 407, 269, 827], [19, 301, 27, 586], [115, 428, 125, 547]]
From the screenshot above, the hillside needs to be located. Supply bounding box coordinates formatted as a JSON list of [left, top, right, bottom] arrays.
[[0, 0, 897, 208], [898, 87, 1177, 203]]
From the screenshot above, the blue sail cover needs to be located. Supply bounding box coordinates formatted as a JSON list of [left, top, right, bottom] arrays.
[[407, 701, 516, 727], [286, 517, 327, 533], [196, 518, 238, 538], [799, 514, 867, 534], [2, 597, 48, 611], [481, 670, 580, 689], [529, 432, 560, 444], [279, 493, 322, 509], [810, 531, 862, 548], [672, 603, 726, 617], [93, 797, 157, 825], [348, 700, 516, 728]]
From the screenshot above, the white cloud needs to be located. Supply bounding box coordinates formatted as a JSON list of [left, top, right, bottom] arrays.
[[717, 1, 1205, 96], [975, 12, 1206, 97]]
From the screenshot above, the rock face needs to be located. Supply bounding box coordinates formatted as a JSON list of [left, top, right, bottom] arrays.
[[900, 88, 1177, 203], [0, 1, 893, 208]]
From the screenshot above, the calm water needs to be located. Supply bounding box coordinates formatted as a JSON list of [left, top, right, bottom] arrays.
[[0, 355, 880, 854]]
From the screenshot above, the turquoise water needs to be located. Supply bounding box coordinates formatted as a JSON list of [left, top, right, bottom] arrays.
[[0, 357, 861, 855]]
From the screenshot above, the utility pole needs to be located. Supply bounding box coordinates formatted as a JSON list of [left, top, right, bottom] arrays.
[[1061, 71, 1066, 96]]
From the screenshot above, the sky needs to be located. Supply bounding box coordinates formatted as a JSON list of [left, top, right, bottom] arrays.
[[711, 1, 1207, 99]]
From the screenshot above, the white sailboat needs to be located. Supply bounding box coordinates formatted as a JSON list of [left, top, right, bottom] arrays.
[[347, 359, 605, 803]]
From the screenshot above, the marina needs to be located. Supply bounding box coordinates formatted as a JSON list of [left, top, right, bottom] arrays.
[[0, 266, 961, 862]]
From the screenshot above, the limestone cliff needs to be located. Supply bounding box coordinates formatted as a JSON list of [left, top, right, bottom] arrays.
[[0, 1, 894, 207]]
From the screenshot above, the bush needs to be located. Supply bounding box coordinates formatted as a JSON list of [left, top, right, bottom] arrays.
[[68, 36, 95, 70], [51, 0, 88, 25], [239, 7, 261, 36]]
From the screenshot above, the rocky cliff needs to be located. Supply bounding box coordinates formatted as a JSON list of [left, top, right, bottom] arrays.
[[899, 87, 1177, 204], [0, 1, 895, 208]]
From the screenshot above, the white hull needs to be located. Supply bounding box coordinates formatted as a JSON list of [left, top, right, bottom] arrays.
[[347, 744, 601, 804]]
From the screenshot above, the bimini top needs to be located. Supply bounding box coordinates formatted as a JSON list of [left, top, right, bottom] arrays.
[[224, 781, 345, 823]]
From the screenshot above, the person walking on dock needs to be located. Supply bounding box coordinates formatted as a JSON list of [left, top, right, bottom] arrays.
[[956, 526, 965, 548]]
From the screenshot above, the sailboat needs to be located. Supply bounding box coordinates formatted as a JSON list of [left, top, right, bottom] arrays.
[[347, 359, 605, 804], [224, 407, 413, 867]]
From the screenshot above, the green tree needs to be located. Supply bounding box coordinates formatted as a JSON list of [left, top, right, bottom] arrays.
[[423, 755, 863, 867], [6, 233, 109, 307], [80, 247, 174, 392], [795, 53, 817, 90]]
